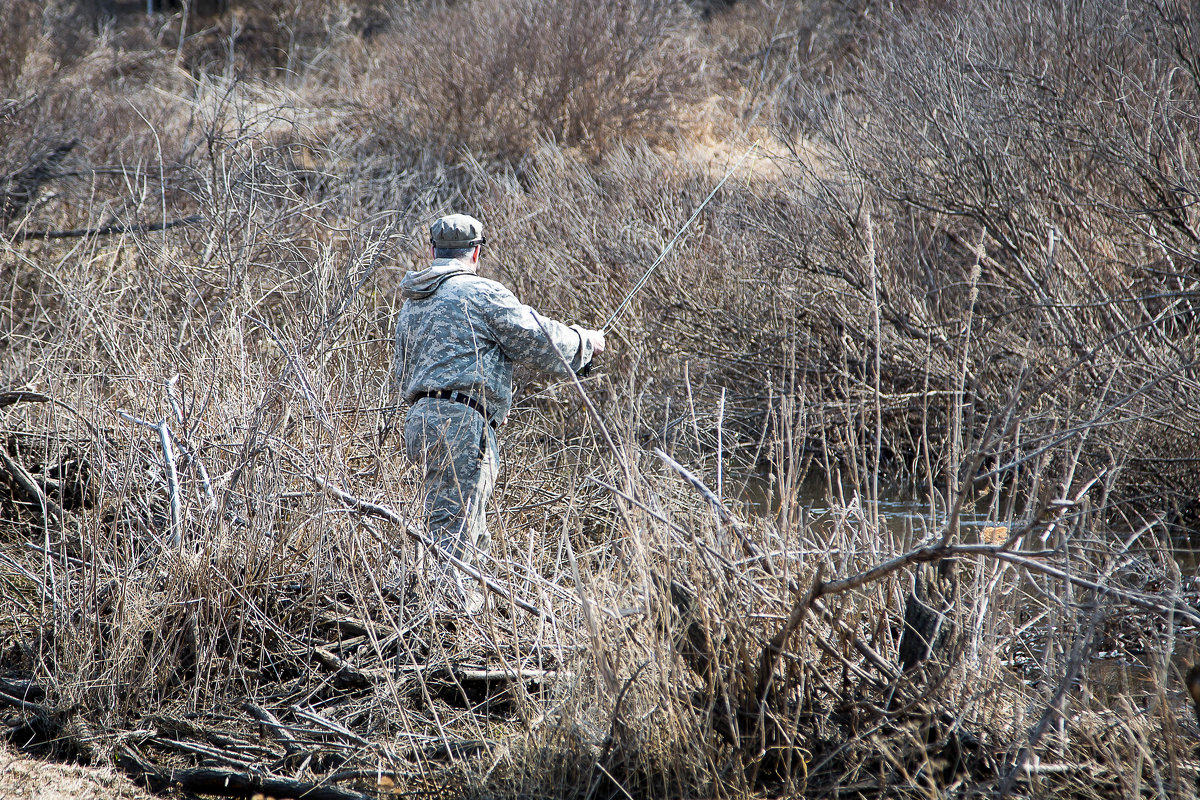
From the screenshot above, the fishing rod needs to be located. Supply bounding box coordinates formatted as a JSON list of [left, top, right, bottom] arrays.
[[601, 140, 760, 335]]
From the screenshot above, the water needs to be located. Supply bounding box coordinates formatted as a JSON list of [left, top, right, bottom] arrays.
[[734, 467, 1199, 567], [732, 467, 1199, 713], [733, 468, 1004, 545]]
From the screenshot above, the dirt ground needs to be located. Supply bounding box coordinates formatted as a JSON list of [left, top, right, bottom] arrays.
[[0, 744, 154, 800]]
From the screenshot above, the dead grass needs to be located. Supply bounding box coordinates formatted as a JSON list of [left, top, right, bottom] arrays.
[[0, 1, 1197, 799], [0, 743, 153, 800]]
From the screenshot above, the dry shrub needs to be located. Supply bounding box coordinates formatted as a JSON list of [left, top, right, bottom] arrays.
[[774, 0, 1200, 515], [0, 0, 41, 92], [166, 0, 391, 84], [362, 0, 709, 157]]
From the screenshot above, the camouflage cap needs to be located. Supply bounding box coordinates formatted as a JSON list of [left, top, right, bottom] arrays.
[[430, 213, 485, 249]]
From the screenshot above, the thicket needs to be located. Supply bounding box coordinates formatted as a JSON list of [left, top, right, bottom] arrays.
[[0, 1, 1197, 798]]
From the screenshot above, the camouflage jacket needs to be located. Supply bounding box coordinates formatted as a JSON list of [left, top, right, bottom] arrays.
[[394, 259, 595, 424]]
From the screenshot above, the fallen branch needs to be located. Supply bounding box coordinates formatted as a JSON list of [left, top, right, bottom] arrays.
[[118, 745, 371, 800], [0, 678, 44, 703], [149, 736, 259, 770], [0, 447, 63, 523], [290, 705, 370, 748], [0, 687, 54, 717], [451, 666, 557, 683], [305, 640, 560, 690], [309, 645, 384, 688], [243, 702, 304, 758], [0, 391, 49, 408]]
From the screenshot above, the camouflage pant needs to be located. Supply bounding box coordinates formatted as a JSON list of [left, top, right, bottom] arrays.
[[404, 398, 499, 564]]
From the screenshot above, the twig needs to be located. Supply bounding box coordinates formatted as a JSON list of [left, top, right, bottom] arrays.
[[310, 475, 545, 617], [158, 421, 182, 546], [167, 374, 216, 509], [15, 213, 202, 241], [118, 410, 182, 546], [999, 607, 1104, 795], [655, 448, 779, 577], [756, 565, 824, 703]]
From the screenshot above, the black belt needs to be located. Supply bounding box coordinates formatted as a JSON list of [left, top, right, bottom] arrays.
[[412, 389, 497, 428]]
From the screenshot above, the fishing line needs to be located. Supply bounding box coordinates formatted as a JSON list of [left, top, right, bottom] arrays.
[[601, 140, 760, 334]]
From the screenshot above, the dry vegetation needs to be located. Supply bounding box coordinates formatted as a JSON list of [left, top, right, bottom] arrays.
[[1, 0, 1198, 798]]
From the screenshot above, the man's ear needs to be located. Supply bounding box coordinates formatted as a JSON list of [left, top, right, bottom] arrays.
[[471, 245, 481, 264], [430, 245, 436, 259]]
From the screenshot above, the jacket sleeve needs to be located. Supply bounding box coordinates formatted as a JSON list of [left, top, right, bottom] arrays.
[[477, 283, 594, 379]]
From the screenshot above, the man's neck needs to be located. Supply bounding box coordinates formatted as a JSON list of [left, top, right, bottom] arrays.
[[431, 256, 477, 271]]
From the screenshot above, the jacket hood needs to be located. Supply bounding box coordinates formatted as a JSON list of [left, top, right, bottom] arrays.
[[399, 259, 475, 299]]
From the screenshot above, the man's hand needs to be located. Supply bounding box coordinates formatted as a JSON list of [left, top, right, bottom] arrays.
[[577, 330, 605, 377]]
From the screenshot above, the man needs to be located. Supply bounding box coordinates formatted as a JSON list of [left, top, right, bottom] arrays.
[[394, 213, 605, 607]]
